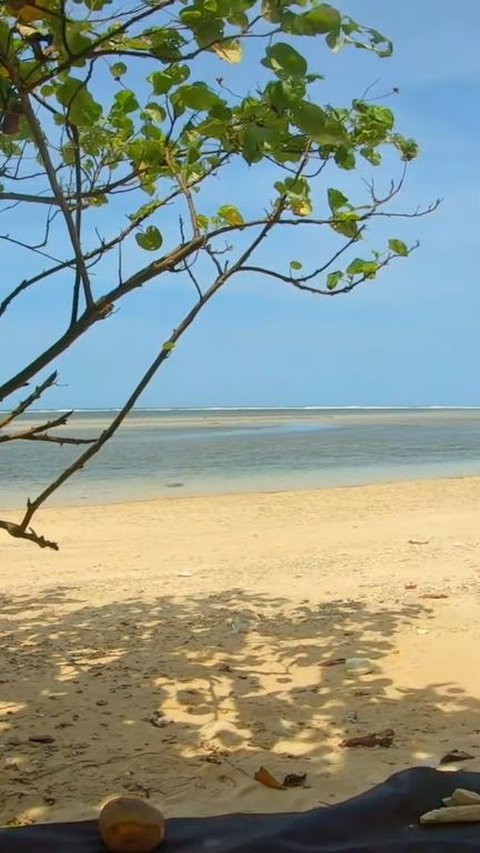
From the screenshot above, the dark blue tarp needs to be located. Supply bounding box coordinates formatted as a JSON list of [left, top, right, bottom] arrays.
[[2, 767, 480, 852]]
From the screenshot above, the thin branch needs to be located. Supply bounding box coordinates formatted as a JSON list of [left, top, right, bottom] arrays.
[[179, 216, 203, 300], [240, 250, 409, 297], [204, 244, 224, 277], [33, 0, 177, 87], [0, 371, 57, 430], [0, 411, 74, 443], [17, 90, 94, 310], [241, 227, 366, 286], [0, 236, 206, 403], [6, 433, 96, 446], [165, 148, 200, 238], [69, 124, 83, 326], [0, 192, 57, 206], [0, 206, 60, 262], [0, 155, 230, 319]]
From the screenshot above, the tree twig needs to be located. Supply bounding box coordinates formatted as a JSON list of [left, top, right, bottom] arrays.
[[18, 90, 94, 311], [0, 372, 58, 430], [0, 411, 74, 443], [0, 520, 59, 550]]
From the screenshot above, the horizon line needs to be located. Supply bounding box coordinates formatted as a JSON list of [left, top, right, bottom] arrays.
[[9, 404, 480, 414]]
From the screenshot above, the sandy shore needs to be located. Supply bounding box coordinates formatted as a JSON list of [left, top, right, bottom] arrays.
[[2, 476, 480, 827]]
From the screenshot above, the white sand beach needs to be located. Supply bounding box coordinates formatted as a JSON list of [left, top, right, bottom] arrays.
[[2, 475, 480, 826]]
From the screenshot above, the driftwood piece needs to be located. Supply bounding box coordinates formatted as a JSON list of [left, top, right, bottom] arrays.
[[420, 804, 480, 825], [443, 788, 480, 807]]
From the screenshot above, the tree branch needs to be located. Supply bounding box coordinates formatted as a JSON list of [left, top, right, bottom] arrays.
[[166, 148, 200, 238], [1, 205, 284, 547], [0, 410, 74, 443], [69, 124, 83, 326], [0, 520, 59, 551], [0, 155, 229, 319], [0, 371, 58, 430], [18, 90, 94, 311], [0, 192, 57, 206]]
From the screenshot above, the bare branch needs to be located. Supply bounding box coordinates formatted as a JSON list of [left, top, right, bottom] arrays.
[[0, 411, 74, 443], [6, 433, 96, 446], [179, 217, 203, 301], [0, 372, 58, 430], [0, 520, 59, 551], [17, 90, 94, 310], [0, 192, 57, 206], [69, 124, 83, 326], [166, 148, 200, 238]]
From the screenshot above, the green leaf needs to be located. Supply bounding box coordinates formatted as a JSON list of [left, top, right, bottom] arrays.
[[291, 198, 312, 216], [112, 90, 138, 113], [291, 101, 326, 138], [346, 258, 378, 276], [217, 204, 244, 226], [392, 135, 419, 162], [83, 0, 112, 8], [55, 77, 102, 127], [360, 146, 381, 166], [262, 43, 308, 78], [174, 83, 220, 111], [290, 260, 303, 270], [135, 226, 163, 251], [128, 201, 160, 223], [314, 118, 348, 146], [149, 29, 185, 62], [327, 188, 349, 213], [110, 62, 127, 80], [141, 102, 167, 123], [326, 27, 343, 52], [287, 4, 341, 35], [262, 0, 283, 23], [149, 71, 175, 95], [197, 214, 210, 231], [62, 23, 92, 58], [62, 144, 76, 166], [334, 147, 356, 170], [242, 124, 264, 164], [89, 193, 108, 207], [370, 105, 394, 130], [327, 270, 343, 290], [302, 4, 341, 33], [331, 214, 360, 239], [388, 238, 409, 257]]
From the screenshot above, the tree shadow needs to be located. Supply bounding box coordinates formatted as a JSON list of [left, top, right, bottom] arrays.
[[1, 587, 479, 826]]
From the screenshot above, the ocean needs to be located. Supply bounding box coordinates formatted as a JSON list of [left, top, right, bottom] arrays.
[[1, 407, 480, 509]]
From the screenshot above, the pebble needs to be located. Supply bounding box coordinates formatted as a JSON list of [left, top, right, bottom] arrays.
[[345, 658, 373, 676]]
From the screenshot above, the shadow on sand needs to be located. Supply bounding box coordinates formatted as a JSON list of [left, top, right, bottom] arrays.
[[1, 586, 479, 825]]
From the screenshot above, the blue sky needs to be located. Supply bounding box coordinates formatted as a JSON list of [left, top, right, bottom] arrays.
[[1, 0, 480, 408]]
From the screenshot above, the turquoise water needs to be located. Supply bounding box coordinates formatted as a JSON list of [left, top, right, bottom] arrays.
[[2, 408, 480, 508]]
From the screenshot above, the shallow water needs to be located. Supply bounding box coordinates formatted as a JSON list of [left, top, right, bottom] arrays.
[[2, 408, 480, 508]]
